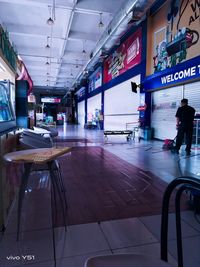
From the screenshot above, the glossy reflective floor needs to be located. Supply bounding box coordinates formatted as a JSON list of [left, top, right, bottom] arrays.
[[1, 124, 200, 267]]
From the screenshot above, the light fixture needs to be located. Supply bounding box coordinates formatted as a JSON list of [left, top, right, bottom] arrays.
[[82, 40, 86, 54], [83, 69, 89, 75], [45, 36, 50, 49], [127, 10, 141, 25], [46, 1, 56, 25], [98, 13, 104, 28], [45, 57, 50, 65], [47, 17, 54, 25], [75, 59, 79, 68]]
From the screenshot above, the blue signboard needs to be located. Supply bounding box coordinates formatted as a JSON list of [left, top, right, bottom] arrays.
[[76, 87, 86, 99], [144, 55, 200, 91], [88, 67, 102, 93]]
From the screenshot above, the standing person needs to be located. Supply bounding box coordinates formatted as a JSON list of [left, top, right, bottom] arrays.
[[175, 98, 195, 155]]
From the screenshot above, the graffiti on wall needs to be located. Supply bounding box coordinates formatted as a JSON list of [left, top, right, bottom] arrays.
[[153, 0, 200, 73]]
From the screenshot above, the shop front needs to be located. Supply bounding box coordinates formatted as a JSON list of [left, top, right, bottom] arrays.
[[0, 57, 16, 134], [0, 25, 19, 231], [144, 0, 200, 140], [145, 59, 200, 139], [78, 100, 85, 127], [76, 87, 86, 127], [87, 93, 102, 129], [104, 75, 140, 130], [103, 27, 142, 131]]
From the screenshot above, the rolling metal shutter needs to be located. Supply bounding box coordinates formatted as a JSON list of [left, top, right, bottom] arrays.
[[151, 86, 183, 140], [78, 101, 85, 126], [183, 81, 200, 114], [104, 75, 140, 130], [184, 81, 200, 145]]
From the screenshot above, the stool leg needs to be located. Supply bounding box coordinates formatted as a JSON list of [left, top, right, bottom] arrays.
[[48, 162, 67, 229], [53, 161, 65, 192], [17, 163, 32, 241], [56, 168, 68, 211], [55, 162, 68, 211], [51, 172, 58, 221], [52, 161, 67, 208]]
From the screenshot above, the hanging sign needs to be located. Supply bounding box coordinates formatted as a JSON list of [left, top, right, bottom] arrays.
[[104, 28, 142, 83], [76, 87, 86, 99]]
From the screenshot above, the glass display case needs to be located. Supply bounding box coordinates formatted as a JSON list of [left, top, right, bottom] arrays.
[[0, 80, 16, 135]]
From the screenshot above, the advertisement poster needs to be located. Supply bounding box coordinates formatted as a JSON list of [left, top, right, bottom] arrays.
[[76, 87, 86, 99], [104, 28, 142, 83], [88, 67, 102, 93], [150, 0, 200, 74]]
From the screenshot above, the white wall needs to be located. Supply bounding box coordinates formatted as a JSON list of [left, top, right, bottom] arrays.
[[87, 93, 101, 117], [78, 101, 85, 126], [104, 75, 140, 130]]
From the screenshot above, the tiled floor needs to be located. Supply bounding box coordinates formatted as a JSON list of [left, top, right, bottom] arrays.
[[1, 124, 200, 267]]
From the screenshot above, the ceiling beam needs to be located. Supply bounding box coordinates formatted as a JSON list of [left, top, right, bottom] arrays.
[[55, 0, 77, 85], [68, 30, 99, 42], [18, 49, 60, 58], [10, 28, 99, 44], [62, 51, 89, 60], [7, 24, 63, 39], [32, 74, 74, 80], [0, 0, 49, 7], [74, 7, 111, 16], [0, 0, 110, 14]]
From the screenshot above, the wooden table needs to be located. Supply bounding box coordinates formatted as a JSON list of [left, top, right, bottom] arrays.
[[4, 147, 71, 240], [4, 147, 71, 164]]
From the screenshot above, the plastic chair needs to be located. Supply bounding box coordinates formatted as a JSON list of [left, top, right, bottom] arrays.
[[85, 176, 200, 267]]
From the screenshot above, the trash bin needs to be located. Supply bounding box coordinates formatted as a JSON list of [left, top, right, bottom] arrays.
[[143, 127, 153, 140]]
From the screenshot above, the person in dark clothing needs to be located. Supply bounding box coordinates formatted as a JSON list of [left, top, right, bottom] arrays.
[[175, 98, 195, 155]]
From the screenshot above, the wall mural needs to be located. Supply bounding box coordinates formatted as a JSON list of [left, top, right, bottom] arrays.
[[153, 0, 200, 73]]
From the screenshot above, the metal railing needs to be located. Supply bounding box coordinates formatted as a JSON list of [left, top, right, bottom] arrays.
[[125, 121, 140, 130]]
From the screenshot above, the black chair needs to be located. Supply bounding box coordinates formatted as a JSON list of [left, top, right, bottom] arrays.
[[37, 125, 58, 138], [20, 130, 53, 148], [85, 176, 200, 267]]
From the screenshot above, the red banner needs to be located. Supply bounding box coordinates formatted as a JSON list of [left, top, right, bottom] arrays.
[[17, 60, 33, 95], [104, 28, 142, 83]]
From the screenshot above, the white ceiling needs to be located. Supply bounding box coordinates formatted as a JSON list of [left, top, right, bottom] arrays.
[[0, 0, 128, 91]]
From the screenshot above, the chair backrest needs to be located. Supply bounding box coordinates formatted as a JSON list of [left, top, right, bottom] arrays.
[[160, 176, 200, 267], [38, 125, 58, 138], [20, 130, 53, 148]]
